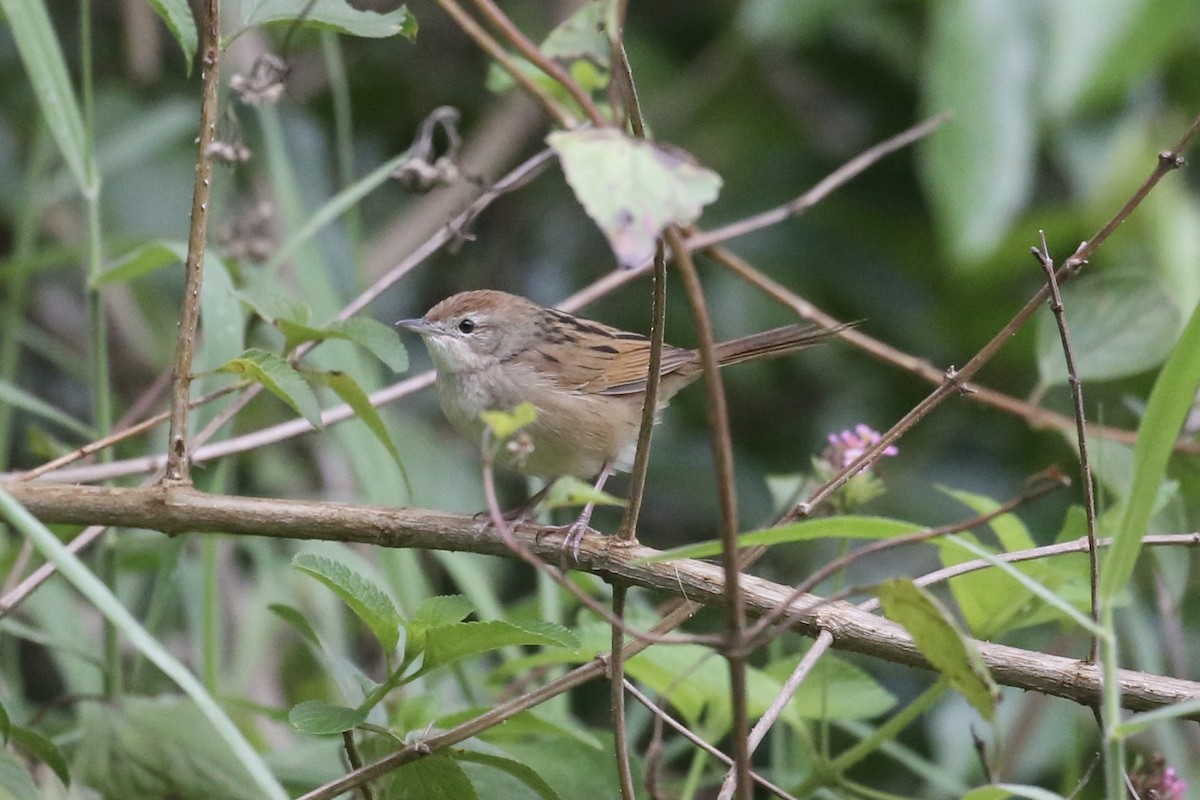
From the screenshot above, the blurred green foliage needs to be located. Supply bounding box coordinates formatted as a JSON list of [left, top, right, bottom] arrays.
[[1, 0, 1199, 798]]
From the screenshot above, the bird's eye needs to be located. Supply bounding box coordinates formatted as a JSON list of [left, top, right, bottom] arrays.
[[457, 318, 476, 334]]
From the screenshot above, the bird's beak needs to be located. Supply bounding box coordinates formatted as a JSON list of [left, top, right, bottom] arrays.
[[395, 317, 433, 335]]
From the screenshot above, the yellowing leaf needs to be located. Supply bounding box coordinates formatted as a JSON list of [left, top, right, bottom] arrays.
[[548, 129, 722, 268]]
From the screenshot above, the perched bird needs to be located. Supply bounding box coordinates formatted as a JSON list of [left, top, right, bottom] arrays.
[[397, 289, 844, 556]]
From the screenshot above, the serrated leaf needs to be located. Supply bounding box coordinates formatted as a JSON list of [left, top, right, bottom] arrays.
[[919, 0, 1036, 262], [480, 402, 538, 440], [413, 595, 475, 628], [240, 0, 417, 39], [220, 349, 323, 429], [336, 316, 409, 372], [92, 240, 186, 286], [9, 724, 69, 786], [548, 129, 722, 268], [641, 516, 922, 563], [542, 475, 625, 511], [314, 370, 404, 471], [74, 696, 262, 800], [1035, 273, 1180, 386], [293, 553, 403, 653], [238, 271, 312, 324], [878, 578, 998, 719], [419, 620, 578, 676], [288, 700, 367, 735], [0, 750, 37, 800], [276, 316, 332, 354], [145, 0, 198, 70]]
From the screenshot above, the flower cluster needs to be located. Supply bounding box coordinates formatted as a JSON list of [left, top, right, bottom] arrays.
[[823, 424, 899, 470]]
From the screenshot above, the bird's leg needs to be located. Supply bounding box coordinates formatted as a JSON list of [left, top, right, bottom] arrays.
[[560, 461, 615, 562], [474, 482, 553, 531]]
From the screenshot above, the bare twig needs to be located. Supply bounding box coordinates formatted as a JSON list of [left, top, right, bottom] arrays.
[[6, 482, 1200, 717], [469, 0, 607, 127], [792, 112, 1200, 517], [745, 468, 1069, 645], [435, 0, 576, 128], [1032, 232, 1101, 660], [667, 228, 752, 799], [163, 0, 221, 485], [624, 679, 802, 800]]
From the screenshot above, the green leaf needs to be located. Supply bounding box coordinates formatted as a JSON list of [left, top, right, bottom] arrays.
[[0, 378, 94, 439], [292, 553, 403, 653], [418, 620, 578, 677], [641, 516, 922, 562], [275, 316, 332, 353], [220, 349, 323, 429], [92, 240, 186, 286], [196, 253, 246, 373], [313, 370, 405, 472], [1101, 296, 1200, 599], [9, 724, 69, 786], [919, 0, 1036, 262], [337, 316, 409, 372], [548, 129, 722, 268], [480, 402, 538, 440], [0, 0, 92, 193], [0, 490, 288, 800], [0, 751, 37, 800], [487, 738, 618, 800], [380, 754, 478, 800], [1113, 695, 1200, 737], [877, 578, 999, 719], [74, 696, 267, 800], [267, 603, 322, 646], [0, 699, 8, 742], [766, 653, 896, 721], [288, 700, 367, 735], [450, 747, 563, 800], [542, 475, 625, 511], [937, 488, 1037, 637], [239, 0, 417, 39], [145, 0, 199, 69], [541, 0, 615, 67], [412, 595, 475, 628], [1035, 273, 1180, 387]]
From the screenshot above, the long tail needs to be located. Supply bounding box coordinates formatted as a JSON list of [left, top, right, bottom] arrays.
[[714, 322, 852, 367]]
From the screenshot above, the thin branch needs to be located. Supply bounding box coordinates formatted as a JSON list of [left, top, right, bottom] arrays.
[[469, 0, 607, 127], [716, 631, 833, 800], [435, 0, 576, 128], [18, 383, 243, 480], [163, 0, 221, 485], [791, 113, 1199, 517], [624, 679, 802, 800], [666, 228, 752, 799], [1032, 233, 1101, 660], [744, 468, 1069, 645], [610, 587, 637, 800], [6, 481, 1200, 718]]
